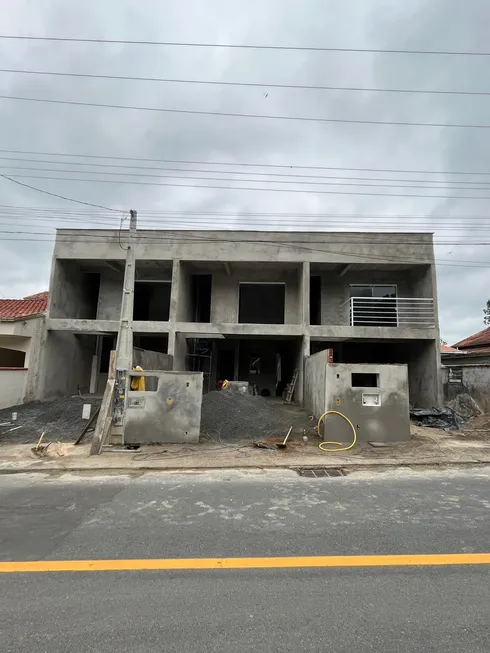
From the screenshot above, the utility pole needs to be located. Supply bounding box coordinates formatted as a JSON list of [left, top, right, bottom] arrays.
[[111, 209, 137, 443]]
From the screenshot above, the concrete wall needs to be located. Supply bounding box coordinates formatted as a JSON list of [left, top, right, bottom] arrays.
[[304, 358, 410, 442], [97, 274, 123, 320], [407, 339, 441, 407], [39, 332, 94, 397], [133, 347, 172, 371], [442, 365, 490, 413], [49, 260, 98, 320], [320, 269, 417, 326], [23, 318, 46, 402], [210, 267, 300, 324], [237, 340, 279, 395], [54, 230, 435, 265], [0, 369, 27, 409], [125, 370, 203, 443]]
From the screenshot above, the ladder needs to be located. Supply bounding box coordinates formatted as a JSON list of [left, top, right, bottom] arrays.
[[284, 369, 299, 403]]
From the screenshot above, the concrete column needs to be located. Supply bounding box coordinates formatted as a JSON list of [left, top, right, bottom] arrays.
[[89, 335, 102, 394], [233, 341, 240, 381], [169, 259, 180, 323], [167, 329, 177, 368], [173, 332, 188, 371], [300, 262, 310, 326], [295, 333, 310, 405]]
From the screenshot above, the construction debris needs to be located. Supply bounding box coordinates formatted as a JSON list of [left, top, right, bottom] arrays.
[[410, 406, 466, 430], [74, 406, 101, 445], [0, 397, 102, 443], [254, 426, 293, 450], [31, 432, 51, 457], [200, 390, 311, 442]]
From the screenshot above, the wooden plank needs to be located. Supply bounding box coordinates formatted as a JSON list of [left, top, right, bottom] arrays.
[[89, 379, 115, 456]]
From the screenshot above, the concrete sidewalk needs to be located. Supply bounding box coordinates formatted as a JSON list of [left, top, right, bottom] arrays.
[[0, 424, 489, 473]]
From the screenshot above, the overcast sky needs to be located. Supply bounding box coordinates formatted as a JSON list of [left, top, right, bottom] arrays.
[[0, 0, 489, 344]]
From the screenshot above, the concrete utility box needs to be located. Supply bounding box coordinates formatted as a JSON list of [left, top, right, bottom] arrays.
[[304, 354, 410, 442], [125, 370, 203, 444]]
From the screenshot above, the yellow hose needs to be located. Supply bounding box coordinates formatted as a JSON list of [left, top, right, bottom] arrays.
[[317, 410, 357, 452]]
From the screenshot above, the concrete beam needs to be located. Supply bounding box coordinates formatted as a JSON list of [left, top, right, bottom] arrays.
[[308, 325, 438, 341], [132, 321, 172, 334], [47, 318, 118, 333], [174, 322, 304, 337]]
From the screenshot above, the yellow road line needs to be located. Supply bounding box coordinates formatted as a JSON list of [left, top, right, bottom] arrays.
[[0, 553, 489, 573]]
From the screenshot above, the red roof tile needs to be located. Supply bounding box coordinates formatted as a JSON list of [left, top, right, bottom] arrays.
[[23, 291, 48, 301], [0, 292, 48, 320], [458, 346, 490, 355], [441, 344, 463, 353], [453, 327, 490, 349]]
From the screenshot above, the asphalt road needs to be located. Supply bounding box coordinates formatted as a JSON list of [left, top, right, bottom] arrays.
[[0, 467, 489, 652]]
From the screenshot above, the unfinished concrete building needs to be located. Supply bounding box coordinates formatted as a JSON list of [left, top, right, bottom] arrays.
[[44, 229, 441, 407]]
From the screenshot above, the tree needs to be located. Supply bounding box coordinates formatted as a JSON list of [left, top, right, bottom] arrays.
[[484, 300, 490, 326], [440, 339, 448, 346]]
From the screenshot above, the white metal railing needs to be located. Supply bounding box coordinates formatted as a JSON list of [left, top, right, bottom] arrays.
[[341, 297, 435, 328]]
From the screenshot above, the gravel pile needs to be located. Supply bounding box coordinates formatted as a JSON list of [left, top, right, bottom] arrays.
[[0, 396, 102, 444], [200, 390, 298, 441]]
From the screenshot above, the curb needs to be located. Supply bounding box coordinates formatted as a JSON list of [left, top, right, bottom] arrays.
[[0, 459, 489, 475]]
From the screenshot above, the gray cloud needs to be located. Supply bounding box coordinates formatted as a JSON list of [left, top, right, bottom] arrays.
[[0, 0, 488, 342]]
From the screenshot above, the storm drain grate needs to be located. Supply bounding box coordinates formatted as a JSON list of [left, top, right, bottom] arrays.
[[295, 467, 346, 478]]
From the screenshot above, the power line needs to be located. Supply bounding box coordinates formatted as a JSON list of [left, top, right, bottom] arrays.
[[1, 149, 488, 177], [4, 166, 490, 191], [7, 174, 490, 200], [2, 204, 490, 222], [0, 173, 119, 211], [2, 204, 490, 219], [2, 94, 490, 129], [2, 206, 490, 227], [1, 67, 488, 97], [2, 215, 489, 233], [3, 157, 490, 186], [0, 34, 489, 57]]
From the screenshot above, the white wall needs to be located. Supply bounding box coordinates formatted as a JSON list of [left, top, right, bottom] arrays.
[[0, 369, 27, 409]]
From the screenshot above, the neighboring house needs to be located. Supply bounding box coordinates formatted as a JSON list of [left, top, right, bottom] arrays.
[[453, 327, 490, 355], [44, 229, 441, 406], [444, 327, 490, 366], [441, 344, 463, 354], [0, 292, 48, 409], [442, 328, 490, 412]]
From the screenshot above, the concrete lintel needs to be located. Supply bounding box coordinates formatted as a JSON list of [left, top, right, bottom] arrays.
[[174, 322, 304, 337], [308, 325, 438, 341], [47, 318, 118, 333]]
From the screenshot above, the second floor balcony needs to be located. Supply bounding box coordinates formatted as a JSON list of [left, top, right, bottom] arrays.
[[342, 296, 436, 328]]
